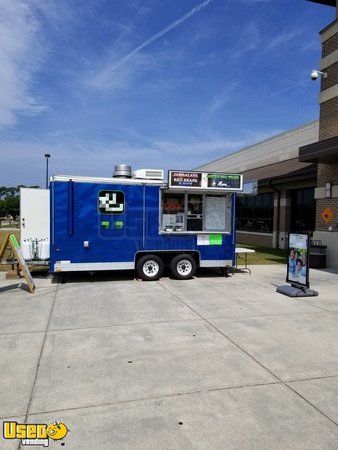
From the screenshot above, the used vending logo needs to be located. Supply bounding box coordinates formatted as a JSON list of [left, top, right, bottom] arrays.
[[3, 421, 69, 447]]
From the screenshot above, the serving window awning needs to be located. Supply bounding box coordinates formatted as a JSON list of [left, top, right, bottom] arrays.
[[299, 136, 338, 164]]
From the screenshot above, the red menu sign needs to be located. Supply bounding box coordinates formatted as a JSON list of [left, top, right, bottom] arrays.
[[169, 171, 202, 188]]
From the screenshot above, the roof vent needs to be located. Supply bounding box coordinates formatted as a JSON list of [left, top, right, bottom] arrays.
[[113, 164, 132, 178], [133, 169, 164, 180]]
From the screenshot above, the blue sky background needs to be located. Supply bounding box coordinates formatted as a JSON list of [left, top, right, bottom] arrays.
[[0, 0, 335, 186]]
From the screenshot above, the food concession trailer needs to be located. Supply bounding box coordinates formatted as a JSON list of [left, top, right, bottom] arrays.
[[20, 166, 243, 280]]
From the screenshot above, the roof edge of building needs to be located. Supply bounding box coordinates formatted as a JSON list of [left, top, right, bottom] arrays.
[[194, 120, 319, 171], [306, 0, 336, 7]]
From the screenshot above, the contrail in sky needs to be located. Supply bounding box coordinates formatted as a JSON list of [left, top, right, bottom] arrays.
[[110, 0, 214, 72], [266, 80, 309, 99]]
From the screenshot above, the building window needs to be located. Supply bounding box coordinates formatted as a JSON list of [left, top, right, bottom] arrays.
[[236, 192, 274, 233], [290, 188, 315, 233]]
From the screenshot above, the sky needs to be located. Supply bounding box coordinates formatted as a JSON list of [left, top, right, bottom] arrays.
[[0, 0, 335, 187]]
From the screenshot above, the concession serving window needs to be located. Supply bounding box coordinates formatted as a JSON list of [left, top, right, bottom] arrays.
[[160, 191, 232, 234]]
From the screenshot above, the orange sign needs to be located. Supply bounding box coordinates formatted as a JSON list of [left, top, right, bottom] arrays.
[[321, 208, 334, 224]]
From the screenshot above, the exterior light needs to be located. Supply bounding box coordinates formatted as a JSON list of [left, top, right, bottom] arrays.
[[325, 182, 332, 198]]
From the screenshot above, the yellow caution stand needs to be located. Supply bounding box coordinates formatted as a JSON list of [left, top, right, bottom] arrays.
[[0, 234, 35, 294]]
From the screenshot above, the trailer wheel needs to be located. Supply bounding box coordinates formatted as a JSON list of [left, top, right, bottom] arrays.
[[136, 255, 164, 281], [170, 254, 196, 280]]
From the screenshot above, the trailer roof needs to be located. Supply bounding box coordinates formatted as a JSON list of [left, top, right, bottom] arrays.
[[50, 175, 165, 185]]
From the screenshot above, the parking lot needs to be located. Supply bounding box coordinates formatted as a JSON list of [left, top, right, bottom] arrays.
[[0, 264, 338, 449]]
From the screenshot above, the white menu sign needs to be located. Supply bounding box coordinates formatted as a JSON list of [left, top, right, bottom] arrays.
[[205, 196, 226, 231]]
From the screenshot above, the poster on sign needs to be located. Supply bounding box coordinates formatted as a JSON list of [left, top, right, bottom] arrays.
[[169, 171, 202, 188], [206, 174, 242, 190], [168, 170, 243, 191], [287, 233, 310, 288]]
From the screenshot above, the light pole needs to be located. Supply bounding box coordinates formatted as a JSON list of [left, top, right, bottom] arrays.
[[45, 154, 51, 188]]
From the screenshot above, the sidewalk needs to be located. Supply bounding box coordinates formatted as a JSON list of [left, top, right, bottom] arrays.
[[0, 265, 337, 449]]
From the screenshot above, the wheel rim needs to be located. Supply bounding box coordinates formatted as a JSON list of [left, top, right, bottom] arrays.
[[143, 260, 160, 277], [177, 259, 193, 276]]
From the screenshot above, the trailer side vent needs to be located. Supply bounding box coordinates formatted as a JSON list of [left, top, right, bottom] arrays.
[[133, 169, 164, 180]]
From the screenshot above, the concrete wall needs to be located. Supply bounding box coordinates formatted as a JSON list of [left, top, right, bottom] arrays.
[[196, 123, 318, 252], [236, 231, 273, 248], [195, 120, 320, 253]]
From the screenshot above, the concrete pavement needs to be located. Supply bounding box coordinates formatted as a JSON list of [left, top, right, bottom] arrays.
[[0, 265, 337, 449]]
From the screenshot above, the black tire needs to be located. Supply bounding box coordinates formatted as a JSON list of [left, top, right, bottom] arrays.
[[136, 254, 164, 281], [170, 254, 197, 280]]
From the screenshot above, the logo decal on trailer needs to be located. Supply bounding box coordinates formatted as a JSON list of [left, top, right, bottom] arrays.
[[98, 191, 124, 214]]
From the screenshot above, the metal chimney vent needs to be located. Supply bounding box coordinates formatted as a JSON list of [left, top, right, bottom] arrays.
[[113, 164, 132, 178]]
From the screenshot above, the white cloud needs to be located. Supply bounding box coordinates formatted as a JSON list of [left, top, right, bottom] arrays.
[[85, 51, 156, 91], [266, 28, 304, 51], [101, 0, 214, 74], [0, 128, 281, 186], [151, 130, 282, 167], [208, 82, 240, 114], [0, 0, 76, 128], [0, 0, 48, 127], [85, 0, 214, 92]]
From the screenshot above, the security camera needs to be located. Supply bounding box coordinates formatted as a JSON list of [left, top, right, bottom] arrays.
[[311, 70, 319, 81], [311, 69, 327, 81]]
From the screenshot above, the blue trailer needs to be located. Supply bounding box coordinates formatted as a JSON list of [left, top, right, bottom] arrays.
[[22, 166, 243, 280]]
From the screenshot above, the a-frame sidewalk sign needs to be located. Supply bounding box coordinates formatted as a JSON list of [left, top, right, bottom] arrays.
[[0, 233, 35, 294]]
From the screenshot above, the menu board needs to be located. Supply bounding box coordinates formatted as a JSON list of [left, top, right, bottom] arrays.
[[207, 174, 242, 190], [205, 196, 227, 231], [168, 170, 242, 191], [169, 171, 202, 188]]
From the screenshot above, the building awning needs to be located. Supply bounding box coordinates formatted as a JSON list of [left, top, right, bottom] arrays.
[[306, 0, 336, 6], [299, 136, 338, 164], [242, 158, 316, 184]]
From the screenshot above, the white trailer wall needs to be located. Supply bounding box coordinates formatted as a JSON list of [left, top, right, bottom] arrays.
[[20, 188, 50, 241]]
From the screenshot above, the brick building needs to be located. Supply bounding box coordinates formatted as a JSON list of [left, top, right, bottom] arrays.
[[197, 1, 337, 268], [196, 122, 319, 250], [300, 0, 338, 267]]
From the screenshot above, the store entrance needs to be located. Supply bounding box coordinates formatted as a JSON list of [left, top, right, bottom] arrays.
[[290, 187, 315, 233]]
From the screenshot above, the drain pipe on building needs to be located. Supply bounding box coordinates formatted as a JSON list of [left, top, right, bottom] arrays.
[[269, 181, 281, 250]]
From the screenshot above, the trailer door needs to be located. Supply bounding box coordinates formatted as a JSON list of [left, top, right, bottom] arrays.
[[20, 188, 50, 241]]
